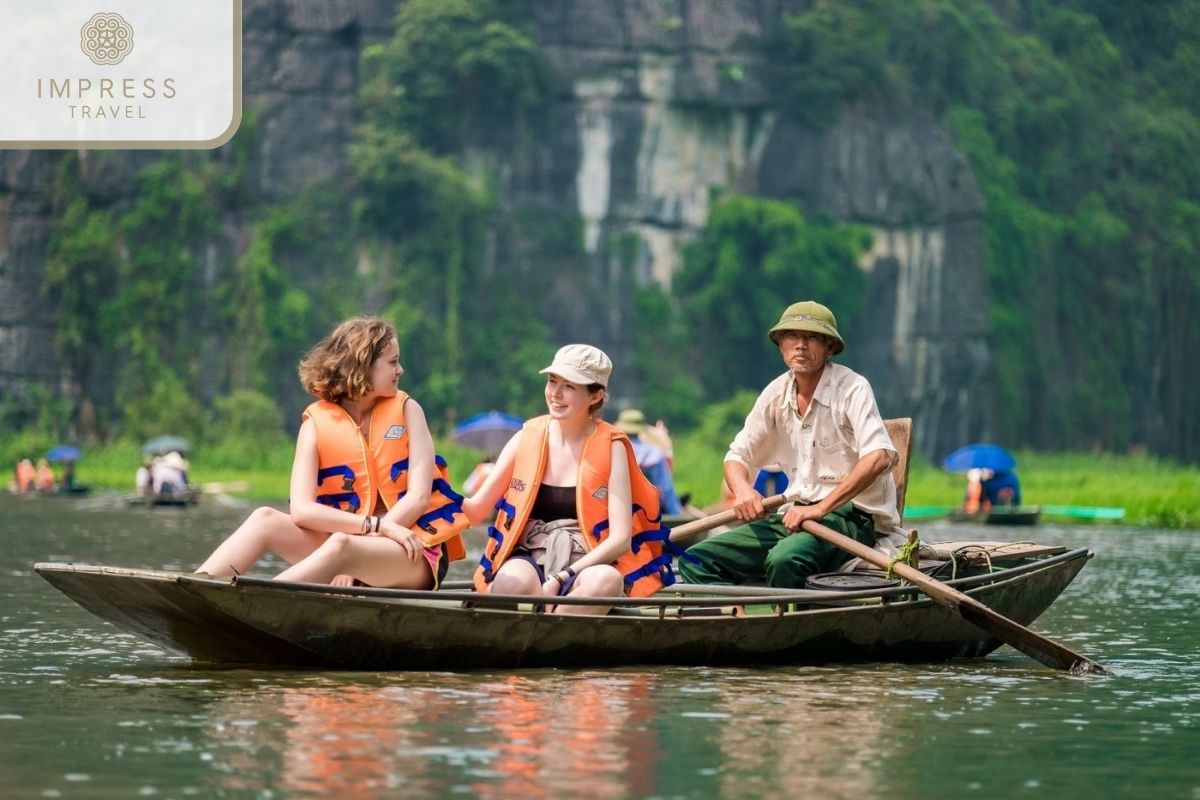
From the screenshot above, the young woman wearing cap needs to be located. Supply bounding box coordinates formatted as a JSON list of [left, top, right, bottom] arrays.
[[196, 317, 468, 589], [462, 344, 676, 614]]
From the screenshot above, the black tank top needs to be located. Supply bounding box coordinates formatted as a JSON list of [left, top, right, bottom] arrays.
[[530, 484, 576, 521]]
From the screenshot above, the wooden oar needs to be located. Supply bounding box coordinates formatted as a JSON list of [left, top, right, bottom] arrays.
[[668, 494, 790, 543], [800, 519, 1113, 675]]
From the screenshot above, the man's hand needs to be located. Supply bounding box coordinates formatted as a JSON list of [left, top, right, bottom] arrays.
[[730, 485, 767, 522], [781, 502, 829, 532]]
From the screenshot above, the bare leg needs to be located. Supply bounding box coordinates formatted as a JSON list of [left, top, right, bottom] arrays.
[[489, 559, 543, 596], [554, 564, 623, 616], [273, 533, 435, 589], [196, 507, 329, 577]]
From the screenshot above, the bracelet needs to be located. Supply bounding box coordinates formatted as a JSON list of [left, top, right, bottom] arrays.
[[564, 566, 576, 579], [374, 515, 381, 533], [361, 515, 372, 533]]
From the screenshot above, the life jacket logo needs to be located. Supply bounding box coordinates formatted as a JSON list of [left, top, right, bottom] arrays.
[[510, 478, 527, 492], [383, 424, 406, 439], [591, 486, 608, 500]]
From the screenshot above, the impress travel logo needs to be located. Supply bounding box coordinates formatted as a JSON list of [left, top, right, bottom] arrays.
[[80, 13, 135, 66], [1, 1, 241, 149]]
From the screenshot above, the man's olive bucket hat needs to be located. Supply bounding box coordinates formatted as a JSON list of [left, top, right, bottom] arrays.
[[767, 300, 845, 355]]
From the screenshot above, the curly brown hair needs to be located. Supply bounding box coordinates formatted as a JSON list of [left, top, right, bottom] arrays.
[[298, 317, 398, 402]]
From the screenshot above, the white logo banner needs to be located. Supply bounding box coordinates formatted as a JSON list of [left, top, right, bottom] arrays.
[[0, 0, 241, 148]]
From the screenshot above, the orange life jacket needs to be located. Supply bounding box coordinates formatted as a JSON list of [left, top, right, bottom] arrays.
[[303, 393, 467, 561], [474, 416, 680, 597], [14, 461, 36, 493]]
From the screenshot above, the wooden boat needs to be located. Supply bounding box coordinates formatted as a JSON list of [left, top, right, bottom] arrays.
[[949, 506, 1042, 526], [35, 541, 1091, 670], [125, 488, 200, 507]]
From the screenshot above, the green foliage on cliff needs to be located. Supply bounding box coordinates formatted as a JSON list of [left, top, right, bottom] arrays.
[[350, 0, 559, 423], [779, 0, 1200, 459], [673, 195, 869, 399]]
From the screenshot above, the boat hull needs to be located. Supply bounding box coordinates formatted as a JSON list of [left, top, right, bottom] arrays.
[[36, 550, 1090, 670]]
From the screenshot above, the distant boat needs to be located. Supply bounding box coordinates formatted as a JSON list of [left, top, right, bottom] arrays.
[[949, 506, 1042, 526], [126, 488, 200, 507], [906, 504, 1124, 523]]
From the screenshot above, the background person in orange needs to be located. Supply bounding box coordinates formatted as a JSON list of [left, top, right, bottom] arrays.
[[33, 459, 55, 493], [13, 459, 36, 493]]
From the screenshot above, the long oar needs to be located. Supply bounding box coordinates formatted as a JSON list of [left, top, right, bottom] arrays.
[[668, 494, 790, 543], [801, 519, 1113, 675]]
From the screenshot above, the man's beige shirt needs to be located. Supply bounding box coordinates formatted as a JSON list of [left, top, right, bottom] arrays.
[[725, 363, 901, 534]]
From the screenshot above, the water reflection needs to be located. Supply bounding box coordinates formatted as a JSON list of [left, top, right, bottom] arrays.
[[199, 672, 662, 799]]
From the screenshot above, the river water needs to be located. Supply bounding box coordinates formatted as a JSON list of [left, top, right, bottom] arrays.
[[1, 494, 1196, 799]]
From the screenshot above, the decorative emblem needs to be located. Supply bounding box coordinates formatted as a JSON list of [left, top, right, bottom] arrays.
[[591, 486, 608, 500], [80, 12, 134, 65], [510, 478, 527, 492], [383, 424, 406, 440]]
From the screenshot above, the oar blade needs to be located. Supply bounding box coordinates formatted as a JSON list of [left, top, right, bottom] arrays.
[[956, 595, 1113, 676]]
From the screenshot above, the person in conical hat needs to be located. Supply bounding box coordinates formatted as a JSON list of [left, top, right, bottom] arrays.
[[680, 300, 904, 589]]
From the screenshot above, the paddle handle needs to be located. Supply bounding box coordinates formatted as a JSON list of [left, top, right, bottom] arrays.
[[800, 519, 1112, 675], [669, 494, 790, 543]]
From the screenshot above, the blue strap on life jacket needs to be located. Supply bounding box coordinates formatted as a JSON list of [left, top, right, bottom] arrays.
[[416, 503, 462, 531], [431, 477, 464, 506], [316, 464, 355, 485], [479, 525, 507, 582], [315, 492, 360, 512], [622, 551, 679, 588], [631, 524, 699, 563], [390, 454, 449, 481], [593, 502, 666, 549], [495, 497, 517, 531]]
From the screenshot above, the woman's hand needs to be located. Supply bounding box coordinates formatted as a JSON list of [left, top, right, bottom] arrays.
[[378, 519, 422, 563], [330, 574, 356, 587], [541, 573, 564, 597]]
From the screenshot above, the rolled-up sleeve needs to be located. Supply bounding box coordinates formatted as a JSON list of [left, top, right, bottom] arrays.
[[844, 379, 897, 466], [724, 390, 775, 471]]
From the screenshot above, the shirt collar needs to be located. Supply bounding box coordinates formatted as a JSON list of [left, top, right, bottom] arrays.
[[781, 365, 834, 413]]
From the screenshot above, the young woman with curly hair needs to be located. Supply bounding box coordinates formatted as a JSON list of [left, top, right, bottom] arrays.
[[196, 317, 467, 589]]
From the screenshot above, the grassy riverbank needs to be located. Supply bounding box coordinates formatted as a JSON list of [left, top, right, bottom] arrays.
[[671, 435, 1200, 529], [5, 436, 1198, 529]]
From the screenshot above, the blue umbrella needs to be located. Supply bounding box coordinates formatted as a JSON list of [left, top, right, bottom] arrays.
[[46, 444, 82, 462], [452, 411, 523, 453], [941, 443, 1017, 473]]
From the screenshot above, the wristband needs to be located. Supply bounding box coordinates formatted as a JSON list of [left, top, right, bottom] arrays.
[[564, 566, 577, 579], [361, 515, 372, 533]]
